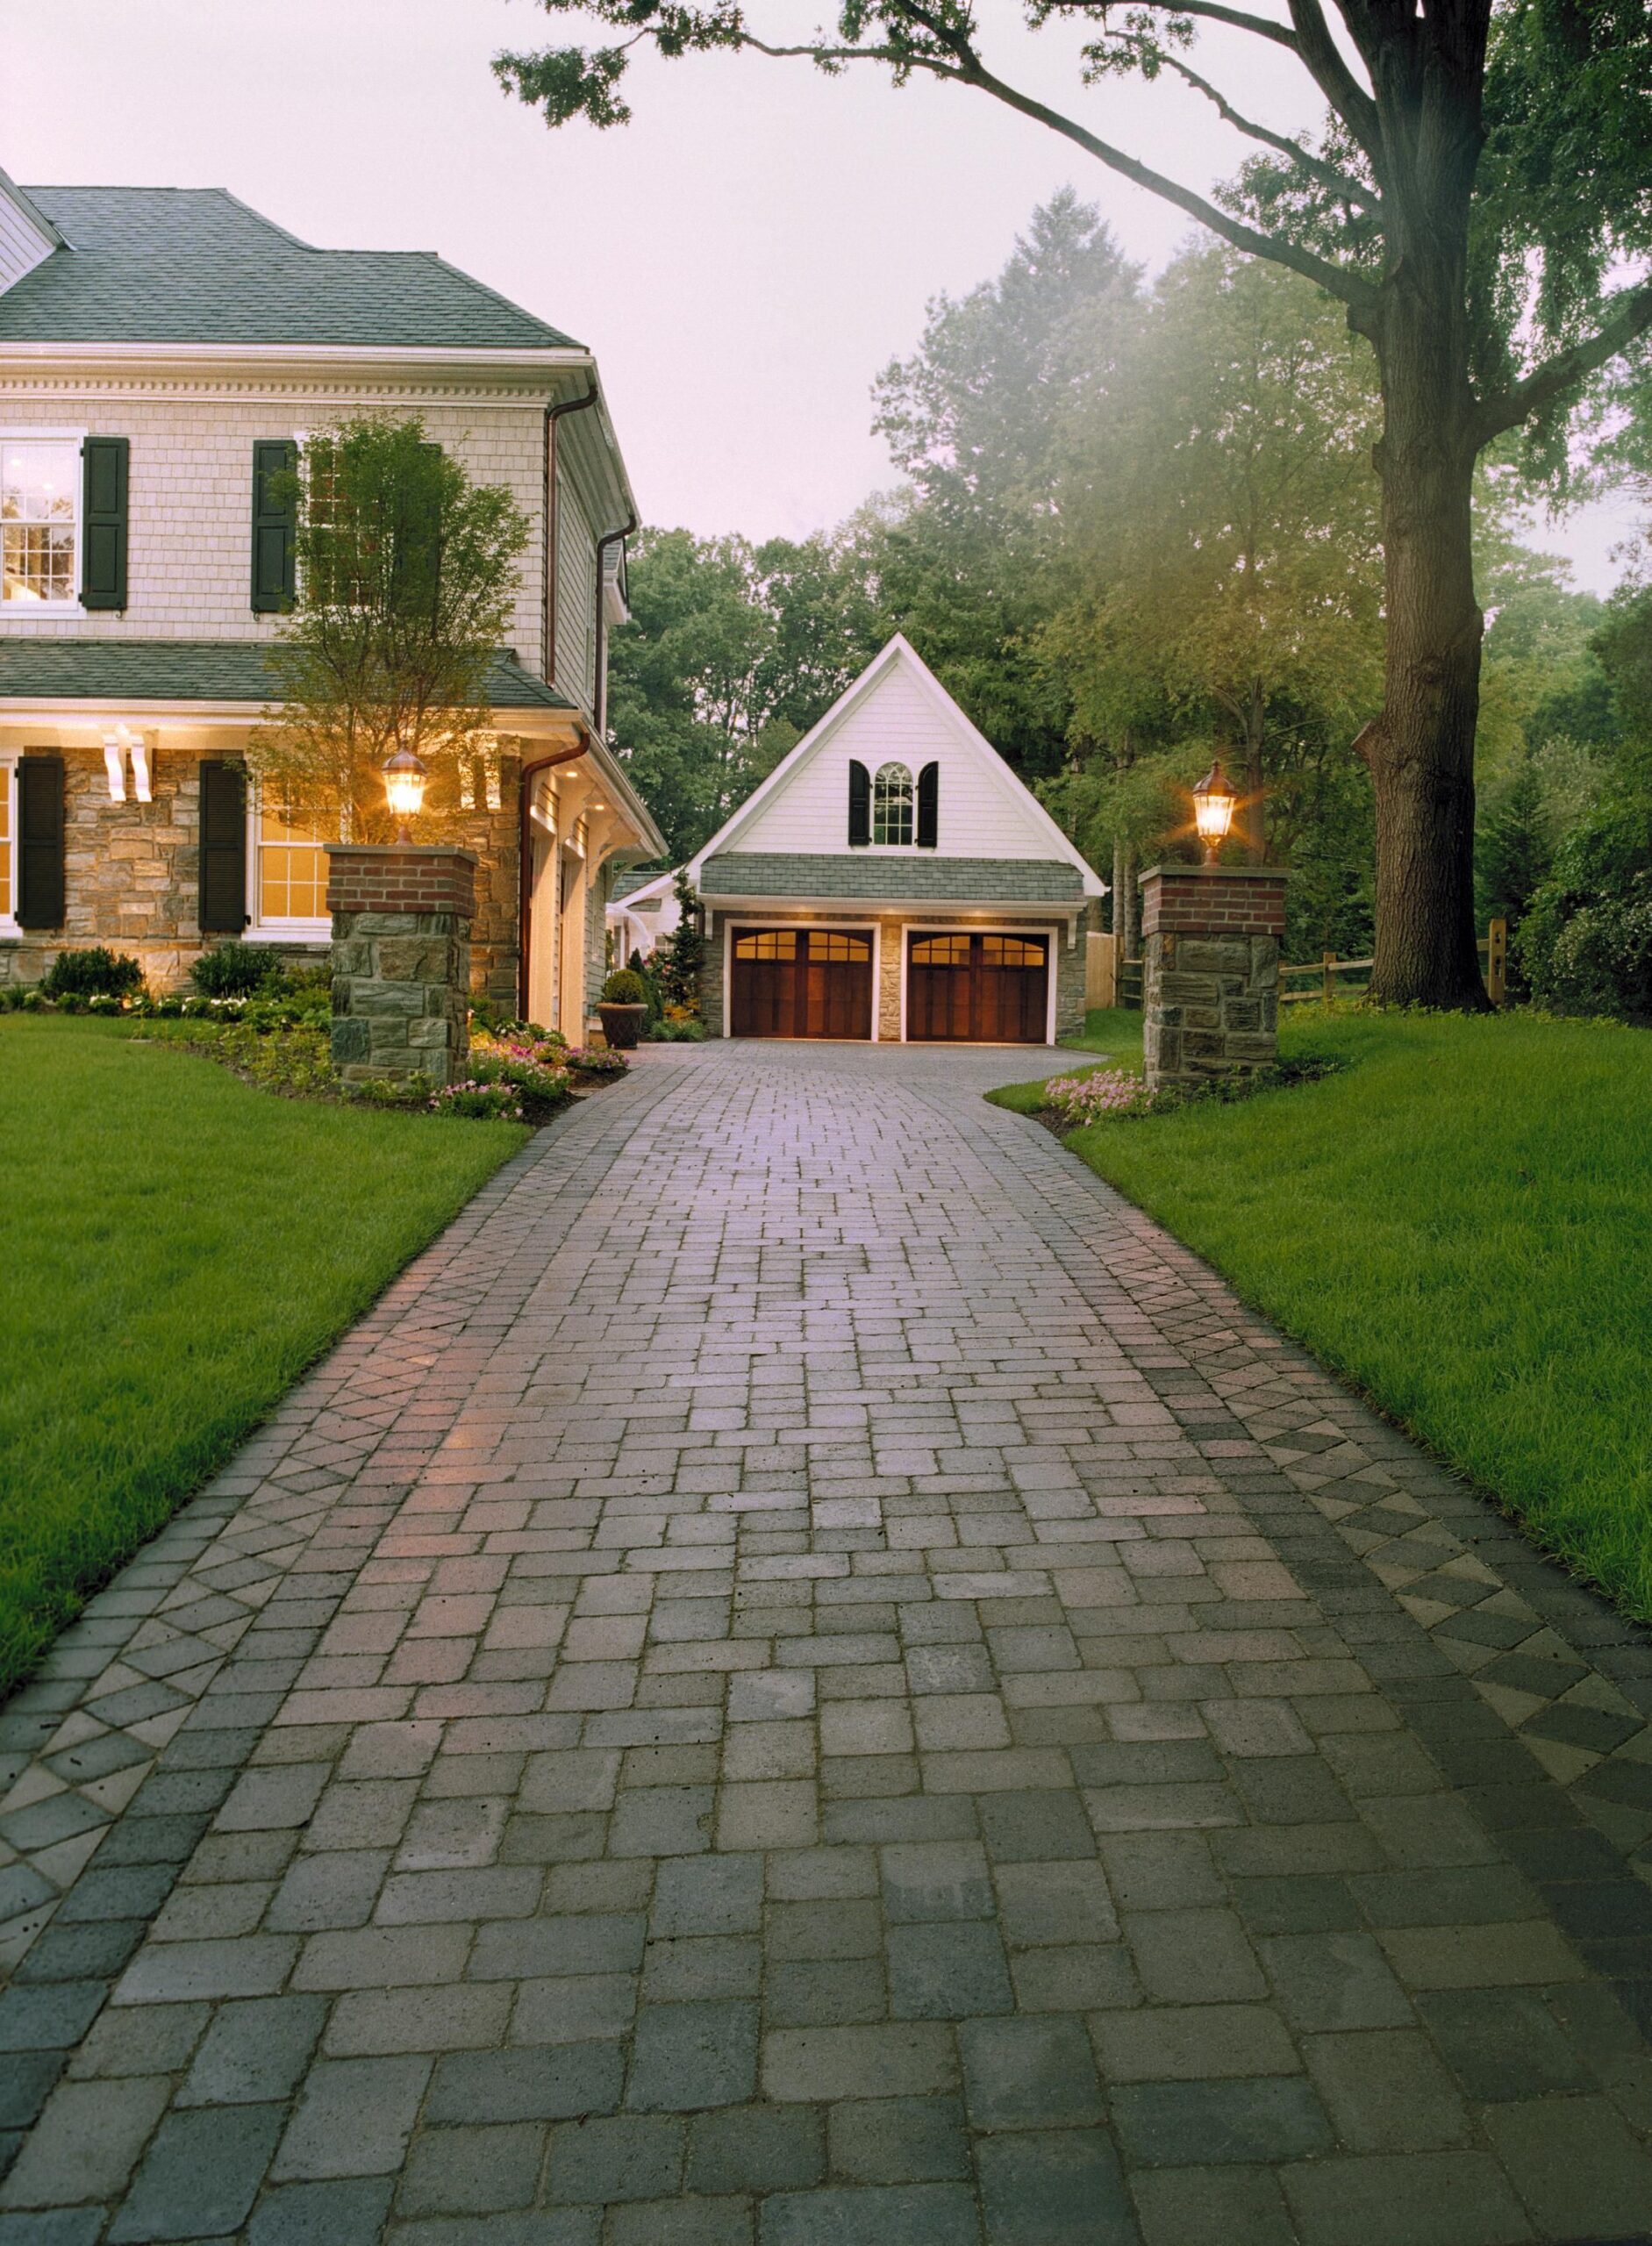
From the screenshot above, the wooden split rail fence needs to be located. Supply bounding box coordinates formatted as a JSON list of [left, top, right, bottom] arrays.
[[1085, 917, 1509, 1012]]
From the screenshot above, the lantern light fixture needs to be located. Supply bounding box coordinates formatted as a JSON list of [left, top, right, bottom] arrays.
[[1191, 759, 1239, 864], [383, 746, 427, 844]]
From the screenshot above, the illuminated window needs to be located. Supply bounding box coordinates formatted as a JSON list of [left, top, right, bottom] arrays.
[[734, 930, 798, 961], [911, 934, 970, 967], [257, 801, 331, 924], [0, 761, 14, 925], [873, 762, 913, 847], [806, 931, 869, 962], [983, 936, 1045, 968], [2, 440, 78, 606]]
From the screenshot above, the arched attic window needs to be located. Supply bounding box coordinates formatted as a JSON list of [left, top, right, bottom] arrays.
[[872, 762, 914, 847]]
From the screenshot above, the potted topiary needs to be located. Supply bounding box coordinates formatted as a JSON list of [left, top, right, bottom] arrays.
[[597, 968, 649, 1049]]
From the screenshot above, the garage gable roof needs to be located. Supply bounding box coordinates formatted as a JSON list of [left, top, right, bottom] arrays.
[[685, 635, 1104, 898]]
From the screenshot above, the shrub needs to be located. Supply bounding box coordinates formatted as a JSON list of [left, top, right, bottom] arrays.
[[348, 1073, 436, 1110], [42, 948, 144, 1000], [192, 943, 283, 998], [430, 1080, 526, 1121], [649, 1017, 708, 1042], [1517, 804, 1652, 1023], [1045, 1068, 1148, 1125], [467, 1048, 572, 1123], [566, 1046, 628, 1080], [602, 968, 649, 1005], [209, 1024, 336, 1098]]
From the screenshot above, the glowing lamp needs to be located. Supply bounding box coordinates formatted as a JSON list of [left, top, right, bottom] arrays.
[[1192, 759, 1239, 864], [383, 747, 427, 843]]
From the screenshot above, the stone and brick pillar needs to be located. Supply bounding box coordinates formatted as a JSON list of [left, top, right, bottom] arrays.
[[1140, 862, 1287, 1094], [325, 845, 476, 1087]]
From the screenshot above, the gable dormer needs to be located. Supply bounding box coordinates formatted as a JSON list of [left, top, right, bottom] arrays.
[[0, 167, 63, 296]]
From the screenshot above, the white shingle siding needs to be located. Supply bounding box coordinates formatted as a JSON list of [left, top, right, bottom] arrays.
[[0, 190, 55, 295], [734, 657, 1058, 861], [554, 464, 597, 713], [0, 385, 550, 667]]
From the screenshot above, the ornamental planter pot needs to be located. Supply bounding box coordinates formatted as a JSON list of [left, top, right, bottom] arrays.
[[597, 1001, 647, 1050]]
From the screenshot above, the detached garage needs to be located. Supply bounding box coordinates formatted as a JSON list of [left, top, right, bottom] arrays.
[[684, 637, 1106, 1046]]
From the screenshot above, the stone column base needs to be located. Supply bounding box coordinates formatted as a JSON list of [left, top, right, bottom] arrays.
[[1141, 864, 1287, 1093], [325, 846, 477, 1087]]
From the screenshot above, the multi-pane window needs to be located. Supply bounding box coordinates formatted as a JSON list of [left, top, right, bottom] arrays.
[[257, 802, 330, 924], [872, 762, 914, 846], [2, 440, 78, 605]]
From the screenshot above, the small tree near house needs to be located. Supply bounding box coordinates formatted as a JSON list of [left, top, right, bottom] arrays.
[[654, 871, 708, 1017], [250, 416, 530, 841]]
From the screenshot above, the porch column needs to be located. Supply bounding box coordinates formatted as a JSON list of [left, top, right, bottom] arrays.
[[325, 844, 476, 1088], [1140, 863, 1286, 1095]]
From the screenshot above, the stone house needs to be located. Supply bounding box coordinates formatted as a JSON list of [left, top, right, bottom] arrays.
[[0, 168, 663, 1034], [684, 635, 1107, 1044]]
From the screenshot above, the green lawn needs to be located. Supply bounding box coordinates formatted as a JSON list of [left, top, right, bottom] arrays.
[[991, 1007, 1652, 1620], [0, 1017, 528, 1695]]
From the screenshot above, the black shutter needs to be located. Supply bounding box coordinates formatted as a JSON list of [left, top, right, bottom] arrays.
[[251, 440, 297, 613], [17, 757, 65, 929], [847, 759, 870, 848], [197, 762, 248, 934], [917, 761, 939, 848], [81, 437, 129, 611]]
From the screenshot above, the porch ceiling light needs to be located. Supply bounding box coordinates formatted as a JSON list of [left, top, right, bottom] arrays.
[[1192, 759, 1239, 864], [383, 746, 427, 844]]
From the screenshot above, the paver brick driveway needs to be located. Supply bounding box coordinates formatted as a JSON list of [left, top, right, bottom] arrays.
[[3, 1038, 1652, 2243]]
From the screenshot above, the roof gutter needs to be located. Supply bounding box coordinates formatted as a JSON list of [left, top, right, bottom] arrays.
[[593, 512, 637, 741]]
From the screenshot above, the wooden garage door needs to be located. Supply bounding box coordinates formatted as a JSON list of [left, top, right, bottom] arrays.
[[730, 927, 874, 1040], [907, 932, 1049, 1043]]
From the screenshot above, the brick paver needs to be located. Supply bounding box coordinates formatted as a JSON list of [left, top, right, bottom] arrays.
[[2, 1038, 1650, 2242]]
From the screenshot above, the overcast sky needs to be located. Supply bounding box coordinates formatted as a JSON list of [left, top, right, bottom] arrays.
[[3, 0, 1641, 590]]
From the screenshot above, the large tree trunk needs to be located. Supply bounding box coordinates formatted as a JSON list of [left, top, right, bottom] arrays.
[[1358, 153, 1491, 1008]]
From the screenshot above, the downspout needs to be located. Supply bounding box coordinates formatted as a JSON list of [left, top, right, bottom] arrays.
[[518, 736, 592, 1020], [542, 383, 601, 687], [593, 514, 637, 742]]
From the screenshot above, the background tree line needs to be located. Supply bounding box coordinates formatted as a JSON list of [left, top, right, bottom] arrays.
[[608, 190, 1652, 1017]]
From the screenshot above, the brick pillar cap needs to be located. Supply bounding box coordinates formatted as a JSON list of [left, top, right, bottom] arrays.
[[1140, 862, 1290, 883]]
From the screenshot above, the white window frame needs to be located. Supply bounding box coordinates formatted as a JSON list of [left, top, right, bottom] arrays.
[[245, 782, 335, 945], [0, 428, 87, 618], [0, 754, 19, 936], [871, 762, 916, 849]]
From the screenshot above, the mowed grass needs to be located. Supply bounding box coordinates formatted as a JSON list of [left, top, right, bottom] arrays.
[[0, 1017, 528, 1694], [991, 1007, 1652, 1619]]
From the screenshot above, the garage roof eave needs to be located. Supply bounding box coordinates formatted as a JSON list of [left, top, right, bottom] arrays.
[[703, 896, 1084, 918]]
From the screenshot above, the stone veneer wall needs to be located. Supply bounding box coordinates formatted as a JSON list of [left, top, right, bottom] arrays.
[[1140, 864, 1286, 1089], [0, 747, 521, 998], [698, 912, 1078, 1043], [326, 847, 475, 1086]]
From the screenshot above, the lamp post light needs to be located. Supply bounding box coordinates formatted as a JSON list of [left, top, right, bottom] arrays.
[[383, 747, 427, 845], [1191, 759, 1239, 865]]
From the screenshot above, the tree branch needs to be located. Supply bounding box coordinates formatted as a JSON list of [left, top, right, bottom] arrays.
[[1475, 281, 1652, 448], [1153, 51, 1378, 210], [1284, 0, 1383, 171], [946, 50, 1378, 312], [1039, 0, 1303, 54]]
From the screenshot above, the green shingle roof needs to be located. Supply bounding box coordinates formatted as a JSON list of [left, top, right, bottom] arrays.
[[699, 853, 1085, 902], [0, 187, 580, 351], [610, 869, 669, 900], [0, 639, 574, 711]]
